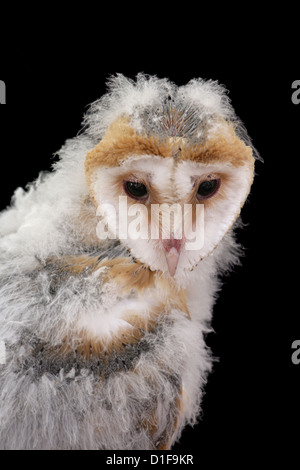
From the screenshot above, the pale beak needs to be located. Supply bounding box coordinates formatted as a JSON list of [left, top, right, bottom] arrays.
[[162, 238, 184, 276]]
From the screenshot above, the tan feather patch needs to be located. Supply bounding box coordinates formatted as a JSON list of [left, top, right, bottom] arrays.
[[41, 254, 190, 365], [44, 254, 190, 316], [179, 122, 254, 167], [85, 117, 173, 179], [85, 117, 253, 188]]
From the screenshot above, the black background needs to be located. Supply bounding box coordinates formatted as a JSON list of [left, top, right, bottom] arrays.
[[0, 26, 299, 463]]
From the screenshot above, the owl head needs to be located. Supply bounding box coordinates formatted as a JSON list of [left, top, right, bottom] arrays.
[[84, 74, 256, 282]]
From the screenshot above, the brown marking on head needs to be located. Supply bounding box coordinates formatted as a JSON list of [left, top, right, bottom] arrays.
[[85, 117, 254, 220], [179, 121, 254, 167], [85, 117, 174, 183], [85, 117, 253, 178]]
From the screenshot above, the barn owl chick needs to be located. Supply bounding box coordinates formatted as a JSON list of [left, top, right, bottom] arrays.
[[0, 74, 257, 450]]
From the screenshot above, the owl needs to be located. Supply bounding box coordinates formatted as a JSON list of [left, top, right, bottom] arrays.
[[0, 74, 257, 450]]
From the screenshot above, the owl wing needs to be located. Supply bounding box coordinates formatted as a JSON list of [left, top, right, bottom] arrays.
[[0, 245, 197, 450]]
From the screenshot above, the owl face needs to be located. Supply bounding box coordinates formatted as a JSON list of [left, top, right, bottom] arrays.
[[85, 114, 254, 282]]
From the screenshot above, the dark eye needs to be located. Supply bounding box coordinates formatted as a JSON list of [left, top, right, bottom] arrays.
[[197, 178, 220, 200], [124, 181, 148, 200]]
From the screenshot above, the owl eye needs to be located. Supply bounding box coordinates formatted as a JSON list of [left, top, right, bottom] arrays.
[[197, 178, 220, 200], [124, 181, 148, 200]]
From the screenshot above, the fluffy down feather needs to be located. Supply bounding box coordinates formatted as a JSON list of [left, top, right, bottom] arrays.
[[0, 74, 257, 449]]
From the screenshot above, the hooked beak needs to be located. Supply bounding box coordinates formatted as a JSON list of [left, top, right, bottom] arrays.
[[162, 238, 184, 276]]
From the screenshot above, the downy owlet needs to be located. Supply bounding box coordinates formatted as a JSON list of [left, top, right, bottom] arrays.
[[0, 74, 257, 450]]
